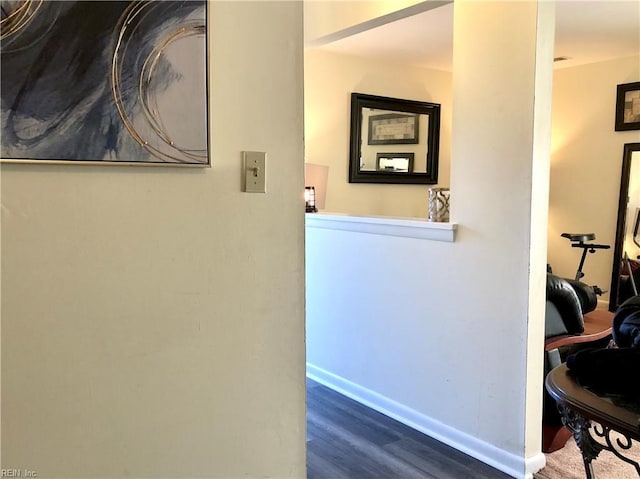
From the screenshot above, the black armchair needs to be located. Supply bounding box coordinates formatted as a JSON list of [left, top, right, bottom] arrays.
[[545, 273, 588, 338], [542, 273, 612, 452]]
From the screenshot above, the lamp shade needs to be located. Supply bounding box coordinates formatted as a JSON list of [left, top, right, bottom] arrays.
[[304, 163, 329, 210]]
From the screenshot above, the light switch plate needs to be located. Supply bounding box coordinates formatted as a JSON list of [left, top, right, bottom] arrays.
[[243, 151, 266, 193]]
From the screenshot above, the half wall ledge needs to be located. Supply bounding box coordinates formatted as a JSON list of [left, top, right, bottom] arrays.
[[305, 212, 457, 242]]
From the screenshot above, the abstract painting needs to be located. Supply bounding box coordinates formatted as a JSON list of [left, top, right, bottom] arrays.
[[1, 0, 209, 166]]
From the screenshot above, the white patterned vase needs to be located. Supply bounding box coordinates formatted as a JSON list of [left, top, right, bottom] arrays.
[[428, 188, 450, 222]]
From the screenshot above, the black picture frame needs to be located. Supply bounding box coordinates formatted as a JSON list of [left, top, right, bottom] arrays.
[[615, 81, 640, 131], [375, 153, 414, 173], [368, 113, 419, 145]]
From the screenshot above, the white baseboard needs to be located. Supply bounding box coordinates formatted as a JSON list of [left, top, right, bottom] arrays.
[[307, 363, 546, 479]]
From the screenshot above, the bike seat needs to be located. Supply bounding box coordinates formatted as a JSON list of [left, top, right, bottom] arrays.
[[561, 233, 596, 243]]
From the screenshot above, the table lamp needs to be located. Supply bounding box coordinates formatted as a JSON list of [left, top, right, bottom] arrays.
[[304, 163, 328, 212]]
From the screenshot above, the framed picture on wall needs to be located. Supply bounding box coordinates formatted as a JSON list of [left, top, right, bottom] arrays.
[[0, 0, 209, 166], [368, 113, 419, 145], [375, 153, 414, 173], [615, 81, 640, 131]]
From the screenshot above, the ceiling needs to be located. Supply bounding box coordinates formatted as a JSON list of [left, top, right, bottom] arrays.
[[312, 1, 640, 72]]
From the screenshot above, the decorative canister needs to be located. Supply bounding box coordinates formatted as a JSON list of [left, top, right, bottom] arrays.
[[427, 187, 450, 222]]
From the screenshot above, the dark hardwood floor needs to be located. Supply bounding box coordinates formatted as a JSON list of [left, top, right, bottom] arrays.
[[306, 378, 514, 479]]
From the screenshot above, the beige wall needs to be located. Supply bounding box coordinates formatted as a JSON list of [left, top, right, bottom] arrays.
[[307, 3, 552, 476], [304, 49, 451, 217], [450, 1, 552, 465], [306, 49, 640, 291], [1, 2, 305, 478], [549, 54, 640, 299]]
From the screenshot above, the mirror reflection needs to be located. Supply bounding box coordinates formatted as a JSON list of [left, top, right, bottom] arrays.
[[374, 153, 414, 173], [349, 93, 440, 184], [609, 143, 640, 310], [359, 108, 427, 173]]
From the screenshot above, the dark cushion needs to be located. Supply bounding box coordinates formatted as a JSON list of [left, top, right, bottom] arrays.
[[546, 273, 584, 336], [566, 347, 640, 396], [565, 279, 598, 314], [545, 302, 569, 338], [613, 295, 640, 348]]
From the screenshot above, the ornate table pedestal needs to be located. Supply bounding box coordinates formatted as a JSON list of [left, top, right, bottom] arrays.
[[545, 364, 640, 478]]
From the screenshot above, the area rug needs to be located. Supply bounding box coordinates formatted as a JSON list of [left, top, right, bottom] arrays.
[[538, 433, 640, 479]]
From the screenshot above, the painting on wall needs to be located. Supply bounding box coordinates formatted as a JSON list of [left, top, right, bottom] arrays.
[[615, 81, 640, 132], [367, 113, 419, 145], [1, 0, 209, 166]]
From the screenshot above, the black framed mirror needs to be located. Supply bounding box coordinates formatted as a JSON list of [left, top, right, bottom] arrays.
[[609, 142, 640, 311], [349, 93, 441, 184]]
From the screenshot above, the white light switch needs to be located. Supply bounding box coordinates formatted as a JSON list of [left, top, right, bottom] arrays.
[[243, 151, 266, 193]]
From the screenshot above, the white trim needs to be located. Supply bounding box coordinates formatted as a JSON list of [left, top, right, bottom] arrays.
[[306, 212, 457, 242], [307, 363, 545, 479]]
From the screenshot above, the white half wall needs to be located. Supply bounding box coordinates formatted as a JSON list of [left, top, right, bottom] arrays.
[[305, 221, 545, 479]]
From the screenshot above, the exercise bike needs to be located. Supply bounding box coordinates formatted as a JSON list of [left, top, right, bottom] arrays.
[[549, 233, 610, 313], [561, 233, 610, 294]]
